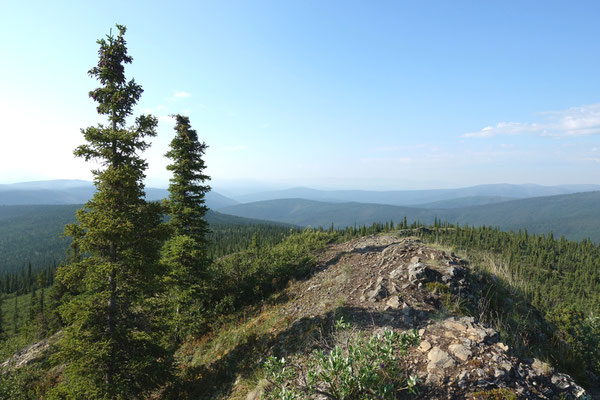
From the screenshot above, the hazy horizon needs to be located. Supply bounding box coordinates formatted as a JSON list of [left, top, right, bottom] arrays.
[[2, 177, 600, 198]]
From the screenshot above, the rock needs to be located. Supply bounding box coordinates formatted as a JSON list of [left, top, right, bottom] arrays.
[[466, 325, 496, 343], [494, 368, 507, 379], [446, 265, 464, 278], [499, 360, 512, 373], [427, 347, 456, 372], [495, 342, 509, 352], [1, 330, 63, 371], [448, 343, 472, 362], [388, 282, 400, 294], [419, 340, 432, 352], [425, 372, 444, 385], [531, 358, 553, 376], [401, 303, 413, 316], [551, 373, 572, 390], [458, 371, 470, 388], [408, 262, 427, 283], [366, 284, 388, 302], [385, 295, 401, 309], [443, 317, 473, 332], [389, 267, 403, 280]]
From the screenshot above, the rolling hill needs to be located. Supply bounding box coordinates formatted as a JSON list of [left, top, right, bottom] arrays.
[[407, 195, 516, 209], [0, 204, 292, 275], [220, 191, 600, 242], [0, 180, 238, 210], [232, 183, 600, 206]]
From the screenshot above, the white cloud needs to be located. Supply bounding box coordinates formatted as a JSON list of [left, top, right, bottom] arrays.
[[583, 157, 600, 163], [462, 103, 600, 138], [173, 91, 191, 99]]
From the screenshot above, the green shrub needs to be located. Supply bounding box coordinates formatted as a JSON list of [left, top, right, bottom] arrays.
[[263, 318, 420, 399], [473, 388, 518, 400], [210, 230, 335, 314], [425, 281, 450, 294]]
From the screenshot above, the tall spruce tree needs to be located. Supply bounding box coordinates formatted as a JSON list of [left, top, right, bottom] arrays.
[[0, 294, 4, 337], [161, 114, 210, 340], [165, 115, 210, 244], [52, 25, 169, 399]]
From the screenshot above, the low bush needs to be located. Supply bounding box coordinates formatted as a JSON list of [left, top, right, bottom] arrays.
[[263, 318, 420, 399]]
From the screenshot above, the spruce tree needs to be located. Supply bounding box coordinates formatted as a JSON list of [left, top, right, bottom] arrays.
[[0, 294, 4, 337], [29, 283, 37, 320], [52, 25, 169, 399], [161, 114, 210, 340], [165, 115, 210, 244], [12, 292, 18, 334]]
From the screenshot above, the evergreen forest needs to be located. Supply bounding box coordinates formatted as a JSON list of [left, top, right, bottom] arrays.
[[0, 25, 598, 399]]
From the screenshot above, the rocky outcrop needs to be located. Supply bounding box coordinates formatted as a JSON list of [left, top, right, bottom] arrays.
[[269, 235, 590, 399], [1, 330, 62, 372]]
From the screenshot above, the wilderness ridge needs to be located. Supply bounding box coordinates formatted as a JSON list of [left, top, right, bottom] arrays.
[[220, 190, 600, 242], [1, 11, 599, 399], [2, 185, 600, 279], [0, 180, 238, 210], [228, 183, 600, 205], [3, 180, 599, 209]]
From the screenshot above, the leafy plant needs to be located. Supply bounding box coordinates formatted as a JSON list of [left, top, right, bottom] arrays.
[[472, 388, 518, 400], [263, 318, 420, 399]]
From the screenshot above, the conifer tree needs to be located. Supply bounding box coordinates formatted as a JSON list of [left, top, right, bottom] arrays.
[[0, 295, 3, 337], [52, 25, 169, 399], [29, 283, 37, 320], [12, 292, 18, 334], [161, 114, 210, 340], [165, 115, 210, 244]]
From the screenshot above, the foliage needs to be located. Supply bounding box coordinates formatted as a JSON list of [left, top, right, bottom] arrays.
[[165, 114, 210, 245], [49, 24, 170, 399], [159, 115, 211, 342], [263, 318, 420, 399], [0, 204, 296, 286], [209, 229, 335, 316], [0, 205, 76, 276], [415, 224, 600, 380], [0, 364, 53, 400], [220, 191, 600, 242], [472, 388, 518, 400]]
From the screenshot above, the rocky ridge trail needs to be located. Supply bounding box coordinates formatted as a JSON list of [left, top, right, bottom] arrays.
[[251, 234, 589, 400]]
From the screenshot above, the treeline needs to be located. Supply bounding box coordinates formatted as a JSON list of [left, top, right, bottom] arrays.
[[423, 224, 600, 313], [207, 223, 299, 258], [412, 223, 600, 380], [0, 222, 294, 296], [0, 204, 78, 275], [2, 23, 598, 399], [0, 264, 55, 296]]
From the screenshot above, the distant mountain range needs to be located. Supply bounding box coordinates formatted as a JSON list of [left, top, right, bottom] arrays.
[[2, 180, 600, 242], [0, 180, 238, 210], [221, 191, 600, 242], [231, 184, 600, 206]]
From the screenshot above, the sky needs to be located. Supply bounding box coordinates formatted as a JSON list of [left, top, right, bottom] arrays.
[[1, 1, 600, 192]]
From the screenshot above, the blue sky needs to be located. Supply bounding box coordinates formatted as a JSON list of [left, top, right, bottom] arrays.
[[1, 1, 600, 191]]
